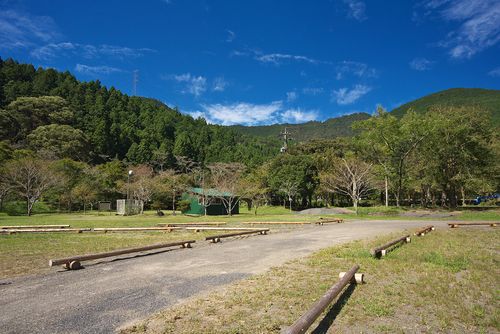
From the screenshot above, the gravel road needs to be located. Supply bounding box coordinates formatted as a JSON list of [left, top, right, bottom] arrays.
[[0, 219, 449, 333]]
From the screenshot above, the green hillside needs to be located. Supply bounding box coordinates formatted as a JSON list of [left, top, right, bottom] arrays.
[[391, 88, 500, 125], [232, 88, 500, 141], [231, 112, 371, 141], [0, 58, 280, 167]]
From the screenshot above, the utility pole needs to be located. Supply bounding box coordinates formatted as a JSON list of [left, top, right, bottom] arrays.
[[280, 127, 292, 153]]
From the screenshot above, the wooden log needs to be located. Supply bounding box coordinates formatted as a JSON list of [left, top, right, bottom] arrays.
[[370, 235, 410, 257], [414, 225, 435, 236], [49, 239, 196, 268], [184, 227, 269, 231], [205, 229, 269, 243], [316, 218, 344, 225], [241, 221, 309, 225], [1, 228, 90, 234], [0, 224, 70, 229], [448, 222, 498, 228], [158, 222, 227, 227], [282, 265, 361, 334], [93, 227, 180, 233]]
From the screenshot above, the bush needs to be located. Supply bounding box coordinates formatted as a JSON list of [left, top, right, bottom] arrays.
[[2, 201, 53, 216], [177, 200, 191, 213]]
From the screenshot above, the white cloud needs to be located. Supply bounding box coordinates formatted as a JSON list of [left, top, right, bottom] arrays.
[[255, 52, 322, 65], [422, 0, 500, 59], [226, 30, 236, 42], [31, 42, 154, 60], [335, 61, 377, 79], [169, 73, 207, 97], [200, 101, 283, 125], [286, 91, 298, 102], [213, 77, 228, 92], [488, 67, 500, 77], [0, 10, 60, 49], [281, 109, 318, 123], [331, 85, 372, 105], [409, 57, 434, 71], [187, 101, 320, 125], [74, 64, 123, 75], [186, 111, 206, 119], [343, 0, 367, 21], [302, 87, 325, 95]]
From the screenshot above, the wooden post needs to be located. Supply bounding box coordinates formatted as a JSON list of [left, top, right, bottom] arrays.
[[370, 235, 410, 258], [0, 225, 70, 229], [205, 229, 269, 243], [282, 265, 362, 334], [49, 240, 196, 269]]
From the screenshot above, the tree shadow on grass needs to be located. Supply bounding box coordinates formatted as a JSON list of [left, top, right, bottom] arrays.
[[311, 283, 357, 334]]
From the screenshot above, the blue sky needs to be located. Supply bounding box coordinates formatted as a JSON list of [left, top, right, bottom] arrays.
[[1, 0, 499, 125]]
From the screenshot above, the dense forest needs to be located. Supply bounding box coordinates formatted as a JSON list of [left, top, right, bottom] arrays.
[[0, 58, 498, 215], [0, 58, 280, 168], [231, 112, 371, 141]]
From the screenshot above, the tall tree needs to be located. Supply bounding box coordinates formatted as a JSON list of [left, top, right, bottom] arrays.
[[353, 108, 426, 206], [4, 158, 58, 215], [320, 157, 372, 214], [208, 162, 245, 216], [417, 106, 494, 208]]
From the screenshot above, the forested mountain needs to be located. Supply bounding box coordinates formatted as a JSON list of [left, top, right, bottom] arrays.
[[0, 58, 280, 167], [232, 88, 500, 140], [230, 112, 371, 141], [391, 88, 500, 125]]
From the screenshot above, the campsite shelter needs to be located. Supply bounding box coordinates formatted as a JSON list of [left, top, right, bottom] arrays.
[[181, 187, 239, 215]]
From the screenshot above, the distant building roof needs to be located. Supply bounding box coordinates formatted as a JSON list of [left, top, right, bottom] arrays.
[[187, 187, 234, 197]]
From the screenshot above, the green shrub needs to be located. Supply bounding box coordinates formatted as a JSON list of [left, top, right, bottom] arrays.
[[2, 201, 53, 216], [177, 200, 191, 213]]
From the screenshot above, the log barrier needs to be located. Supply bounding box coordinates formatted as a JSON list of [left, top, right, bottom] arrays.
[[241, 221, 308, 225], [93, 227, 180, 233], [0, 224, 70, 229], [158, 222, 227, 227], [370, 235, 411, 257], [414, 225, 435, 236], [206, 229, 269, 243], [1, 228, 90, 234], [315, 218, 344, 225], [282, 265, 363, 334], [448, 222, 497, 228], [49, 240, 195, 269]]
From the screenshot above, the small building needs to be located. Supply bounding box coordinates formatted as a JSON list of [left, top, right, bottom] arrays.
[[116, 199, 142, 215], [181, 187, 239, 215]]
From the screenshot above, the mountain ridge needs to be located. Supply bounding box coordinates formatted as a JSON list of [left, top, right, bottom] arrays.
[[231, 88, 500, 140]]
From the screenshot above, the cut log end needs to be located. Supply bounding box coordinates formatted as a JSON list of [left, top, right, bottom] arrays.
[[405, 237, 411, 243], [64, 261, 82, 270], [339, 272, 365, 284]]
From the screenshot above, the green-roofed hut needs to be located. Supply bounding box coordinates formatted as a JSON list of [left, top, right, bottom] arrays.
[[181, 187, 239, 215]]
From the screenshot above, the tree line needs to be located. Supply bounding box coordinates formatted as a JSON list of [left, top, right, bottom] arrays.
[[0, 58, 498, 215]]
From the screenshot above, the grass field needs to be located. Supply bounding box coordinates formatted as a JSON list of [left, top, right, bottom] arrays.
[[122, 228, 500, 334], [0, 207, 320, 279], [1, 206, 498, 279]]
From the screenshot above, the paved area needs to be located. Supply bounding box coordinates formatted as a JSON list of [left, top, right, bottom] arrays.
[[0, 219, 450, 333]]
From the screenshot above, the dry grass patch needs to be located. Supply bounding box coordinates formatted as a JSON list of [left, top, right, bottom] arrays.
[[122, 228, 499, 334]]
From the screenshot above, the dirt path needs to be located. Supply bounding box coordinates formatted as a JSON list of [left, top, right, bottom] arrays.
[[0, 220, 449, 333]]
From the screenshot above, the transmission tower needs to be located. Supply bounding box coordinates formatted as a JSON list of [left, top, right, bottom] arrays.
[[132, 70, 139, 96], [279, 127, 293, 153]]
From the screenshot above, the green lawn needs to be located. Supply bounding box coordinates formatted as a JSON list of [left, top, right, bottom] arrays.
[[123, 228, 500, 334], [0, 208, 319, 279], [0, 206, 498, 279]]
